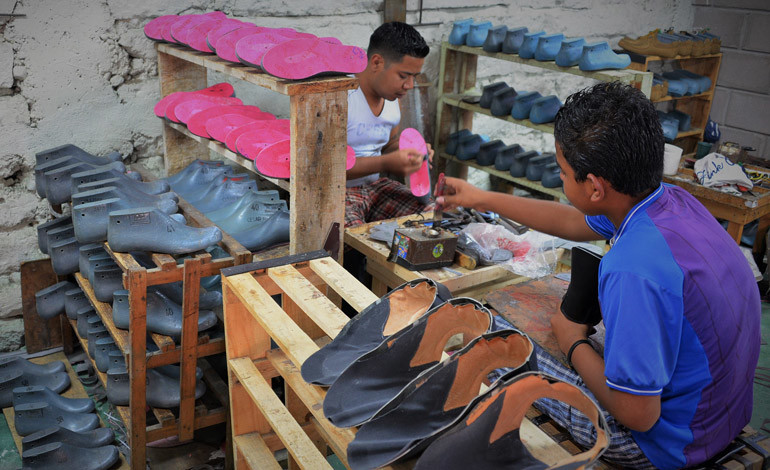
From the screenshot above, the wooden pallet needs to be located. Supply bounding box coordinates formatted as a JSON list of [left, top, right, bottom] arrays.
[[222, 251, 576, 469]]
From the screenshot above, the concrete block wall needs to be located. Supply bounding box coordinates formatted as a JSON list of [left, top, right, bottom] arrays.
[[693, 0, 770, 158], [0, 0, 694, 349]]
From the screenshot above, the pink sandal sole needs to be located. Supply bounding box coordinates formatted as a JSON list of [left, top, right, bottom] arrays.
[[255, 143, 356, 179], [171, 96, 245, 124], [205, 112, 276, 143], [224, 120, 290, 153], [399, 128, 430, 197], [261, 38, 367, 80], [153, 83, 235, 118], [187, 105, 269, 138]]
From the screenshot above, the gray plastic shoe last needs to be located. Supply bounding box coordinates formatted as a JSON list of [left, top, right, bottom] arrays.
[[190, 178, 258, 213], [112, 288, 218, 336], [111, 290, 129, 330], [107, 350, 125, 371], [86, 254, 117, 286], [86, 325, 110, 356], [35, 281, 76, 320], [21, 425, 113, 452], [35, 143, 122, 166], [180, 171, 248, 203], [152, 281, 223, 310], [155, 364, 204, 381], [168, 164, 231, 197], [479, 82, 509, 109], [93, 338, 119, 373], [72, 196, 158, 244], [12, 385, 95, 414], [34, 157, 83, 198], [77, 175, 172, 197], [215, 200, 288, 236], [206, 190, 283, 225], [21, 441, 119, 470], [509, 150, 540, 178], [165, 159, 226, 187], [64, 288, 90, 320], [36, 216, 72, 254], [14, 401, 99, 436], [0, 357, 65, 376], [107, 207, 222, 255], [525, 153, 557, 181], [91, 266, 124, 303], [75, 307, 97, 338], [502, 26, 529, 54], [106, 366, 206, 408], [541, 162, 563, 188], [78, 244, 107, 278], [490, 86, 518, 116], [69, 166, 135, 196], [44, 225, 75, 252], [72, 186, 178, 214], [231, 210, 291, 252], [493, 144, 524, 171], [49, 237, 82, 275], [44, 162, 125, 205], [0, 369, 70, 409]]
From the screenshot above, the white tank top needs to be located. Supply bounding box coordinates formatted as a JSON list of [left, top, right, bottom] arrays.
[[346, 87, 401, 188]]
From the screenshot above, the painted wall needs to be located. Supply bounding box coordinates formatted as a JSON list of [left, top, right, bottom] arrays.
[[0, 0, 697, 349]]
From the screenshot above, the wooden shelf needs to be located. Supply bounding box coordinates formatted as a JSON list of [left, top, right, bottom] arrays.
[[165, 122, 290, 192], [441, 94, 555, 134], [675, 127, 704, 139], [653, 91, 712, 103], [438, 151, 565, 200], [628, 51, 722, 66]]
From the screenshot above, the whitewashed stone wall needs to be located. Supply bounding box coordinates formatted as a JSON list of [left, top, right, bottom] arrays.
[[0, 0, 694, 349]]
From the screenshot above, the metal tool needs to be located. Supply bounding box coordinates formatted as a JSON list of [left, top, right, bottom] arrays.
[[434, 172, 446, 224]]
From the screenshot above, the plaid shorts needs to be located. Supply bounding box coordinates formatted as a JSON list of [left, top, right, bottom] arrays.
[[345, 177, 433, 227], [533, 345, 656, 469]]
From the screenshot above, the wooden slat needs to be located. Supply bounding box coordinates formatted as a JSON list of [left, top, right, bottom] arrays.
[[74, 272, 129, 355], [157, 43, 358, 96], [267, 264, 350, 339], [308, 258, 379, 313], [229, 357, 332, 470], [227, 273, 319, 367], [127, 268, 148, 470], [442, 94, 556, 134], [153, 407, 176, 426], [235, 433, 282, 470], [179, 257, 201, 441]]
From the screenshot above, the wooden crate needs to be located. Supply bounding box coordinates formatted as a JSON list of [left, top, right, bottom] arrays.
[[222, 250, 578, 469]]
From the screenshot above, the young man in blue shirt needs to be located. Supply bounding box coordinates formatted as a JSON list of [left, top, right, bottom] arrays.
[[438, 82, 760, 469]]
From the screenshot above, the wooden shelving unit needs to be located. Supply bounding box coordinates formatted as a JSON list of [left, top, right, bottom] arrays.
[[627, 52, 722, 154], [157, 42, 358, 262], [434, 41, 652, 199]]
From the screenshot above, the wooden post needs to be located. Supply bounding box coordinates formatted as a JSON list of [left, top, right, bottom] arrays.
[[178, 257, 202, 441], [157, 48, 210, 177], [384, 0, 406, 23], [20, 259, 63, 353], [289, 91, 347, 263], [127, 267, 148, 470]]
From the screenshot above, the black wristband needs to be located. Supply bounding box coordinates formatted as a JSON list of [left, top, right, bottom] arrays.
[[567, 339, 591, 370]]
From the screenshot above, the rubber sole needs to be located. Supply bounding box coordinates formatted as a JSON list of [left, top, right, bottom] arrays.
[[206, 112, 276, 143], [186, 105, 269, 138], [153, 82, 234, 118], [224, 119, 290, 153], [261, 38, 367, 80], [400, 128, 430, 197]]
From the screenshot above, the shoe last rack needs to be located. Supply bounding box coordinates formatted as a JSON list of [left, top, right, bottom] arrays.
[[156, 42, 359, 264], [627, 52, 722, 156], [67, 169, 251, 470], [433, 42, 652, 200], [221, 250, 582, 469]]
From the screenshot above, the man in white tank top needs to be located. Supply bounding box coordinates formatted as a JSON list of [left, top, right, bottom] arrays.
[[345, 22, 433, 227]]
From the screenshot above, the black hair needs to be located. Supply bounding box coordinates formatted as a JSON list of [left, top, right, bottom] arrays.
[[367, 21, 429, 63], [554, 82, 664, 197]]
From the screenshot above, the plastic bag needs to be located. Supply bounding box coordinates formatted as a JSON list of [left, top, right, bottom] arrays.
[[461, 223, 558, 278]]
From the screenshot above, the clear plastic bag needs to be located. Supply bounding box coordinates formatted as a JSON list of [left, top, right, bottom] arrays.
[[461, 223, 558, 278]]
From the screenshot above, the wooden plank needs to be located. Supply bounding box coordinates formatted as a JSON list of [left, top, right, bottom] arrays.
[[384, 0, 406, 22], [157, 49, 209, 177], [289, 91, 347, 263], [442, 94, 556, 134], [229, 357, 333, 470], [126, 268, 148, 470], [226, 273, 318, 367], [178, 257, 201, 441], [74, 272, 130, 356], [308, 258, 379, 313], [222, 276, 271, 362], [267, 264, 350, 339], [234, 433, 282, 470], [20, 258, 63, 353], [156, 43, 358, 96]]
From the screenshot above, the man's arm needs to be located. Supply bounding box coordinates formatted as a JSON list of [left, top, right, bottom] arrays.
[[551, 314, 661, 431], [346, 125, 425, 180], [438, 177, 599, 241]]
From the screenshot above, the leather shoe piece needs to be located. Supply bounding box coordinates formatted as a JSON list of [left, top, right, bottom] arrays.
[[35, 281, 75, 320], [324, 298, 493, 428], [541, 162, 563, 188], [509, 150, 539, 178], [466, 21, 492, 47], [501, 27, 528, 54], [479, 82, 508, 109], [578, 41, 631, 71], [493, 144, 524, 171], [91, 266, 124, 303], [72, 186, 178, 213], [35, 144, 121, 166], [49, 237, 81, 275], [526, 153, 556, 181], [301, 278, 450, 386], [619, 32, 678, 58], [112, 289, 218, 337], [555, 37, 586, 67], [448, 18, 473, 46], [455, 134, 485, 161], [529, 95, 562, 124], [22, 426, 113, 451], [106, 366, 206, 408], [347, 329, 536, 469], [534, 33, 564, 61], [231, 210, 290, 252], [517, 31, 545, 59], [12, 385, 94, 414], [490, 86, 517, 116], [415, 372, 609, 470], [21, 441, 119, 470], [510, 91, 542, 120], [0, 369, 70, 409], [14, 401, 99, 436], [107, 207, 222, 255], [482, 25, 508, 52], [64, 287, 90, 320], [475, 140, 505, 166], [0, 357, 65, 376], [189, 177, 258, 213], [561, 246, 603, 326], [445, 129, 471, 155], [36, 216, 72, 254]]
